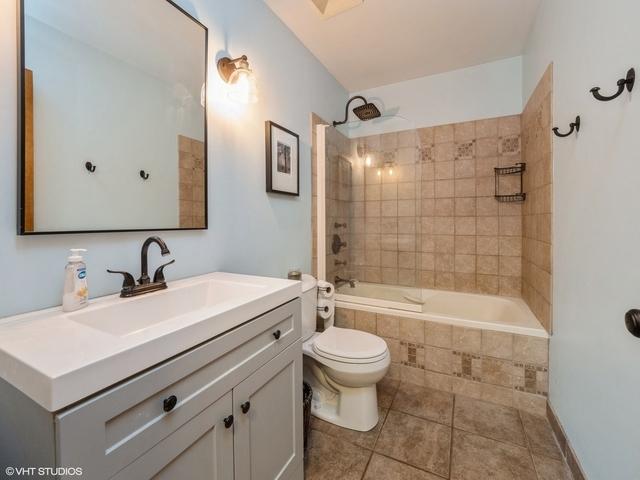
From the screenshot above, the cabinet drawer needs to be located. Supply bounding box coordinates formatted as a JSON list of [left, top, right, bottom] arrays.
[[56, 299, 300, 480]]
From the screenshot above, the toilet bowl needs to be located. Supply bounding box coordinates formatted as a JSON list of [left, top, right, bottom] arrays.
[[301, 275, 390, 432]]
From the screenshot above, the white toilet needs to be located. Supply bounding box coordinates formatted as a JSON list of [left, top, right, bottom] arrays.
[[301, 275, 390, 432]]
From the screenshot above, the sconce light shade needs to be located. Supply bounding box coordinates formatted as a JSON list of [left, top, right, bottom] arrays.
[[217, 55, 258, 104]]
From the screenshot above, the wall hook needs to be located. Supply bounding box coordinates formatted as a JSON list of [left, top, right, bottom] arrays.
[[552, 115, 581, 138], [590, 68, 635, 101], [85, 161, 96, 173], [139, 170, 150, 180]]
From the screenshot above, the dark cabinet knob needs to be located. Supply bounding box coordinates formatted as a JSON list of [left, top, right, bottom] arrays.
[[625, 309, 640, 338], [163, 395, 178, 412], [224, 415, 234, 428], [273, 330, 281, 340], [241, 401, 251, 414]]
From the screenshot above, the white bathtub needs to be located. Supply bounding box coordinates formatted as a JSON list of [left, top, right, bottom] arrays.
[[335, 282, 547, 338]]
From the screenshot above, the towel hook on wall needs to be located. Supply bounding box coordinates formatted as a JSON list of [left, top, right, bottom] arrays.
[[139, 170, 150, 180], [85, 161, 96, 173], [590, 68, 635, 102], [552, 115, 581, 138]]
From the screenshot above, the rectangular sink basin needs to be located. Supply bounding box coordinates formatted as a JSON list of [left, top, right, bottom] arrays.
[[0, 272, 300, 411], [70, 277, 266, 337]]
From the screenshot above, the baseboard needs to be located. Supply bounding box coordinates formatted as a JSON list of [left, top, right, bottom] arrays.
[[546, 402, 588, 480]]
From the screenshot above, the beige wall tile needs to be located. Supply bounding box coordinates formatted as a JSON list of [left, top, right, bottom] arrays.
[[355, 310, 377, 333], [400, 317, 425, 344], [482, 330, 513, 359], [513, 335, 549, 366], [424, 346, 453, 374], [481, 358, 513, 387], [452, 327, 482, 354], [377, 314, 400, 338], [335, 307, 355, 329], [481, 384, 513, 408], [434, 125, 454, 144], [401, 365, 426, 386], [425, 321, 453, 348]]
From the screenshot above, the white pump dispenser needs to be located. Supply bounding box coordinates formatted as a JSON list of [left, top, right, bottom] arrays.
[[62, 249, 89, 312]]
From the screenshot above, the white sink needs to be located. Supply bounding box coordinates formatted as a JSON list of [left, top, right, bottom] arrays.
[[71, 277, 266, 337], [0, 272, 300, 411]]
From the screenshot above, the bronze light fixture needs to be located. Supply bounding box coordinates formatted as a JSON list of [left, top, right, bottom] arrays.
[[217, 55, 258, 104]]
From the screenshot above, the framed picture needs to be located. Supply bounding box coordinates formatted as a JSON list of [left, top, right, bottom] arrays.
[[266, 121, 299, 196]]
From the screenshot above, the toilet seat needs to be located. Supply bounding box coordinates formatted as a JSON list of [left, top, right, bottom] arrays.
[[313, 326, 388, 364]]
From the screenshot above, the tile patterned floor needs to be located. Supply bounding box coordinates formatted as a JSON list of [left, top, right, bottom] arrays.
[[304, 378, 573, 480]]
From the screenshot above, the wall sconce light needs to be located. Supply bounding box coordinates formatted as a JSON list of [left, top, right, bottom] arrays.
[[217, 55, 258, 104]]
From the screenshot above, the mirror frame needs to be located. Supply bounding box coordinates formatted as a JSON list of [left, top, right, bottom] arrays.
[[16, 0, 209, 235]]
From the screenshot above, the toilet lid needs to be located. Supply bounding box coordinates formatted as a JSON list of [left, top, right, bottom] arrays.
[[313, 326, 388, 360]]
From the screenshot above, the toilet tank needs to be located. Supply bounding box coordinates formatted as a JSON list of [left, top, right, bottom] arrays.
[[301, 274, 318, 341]]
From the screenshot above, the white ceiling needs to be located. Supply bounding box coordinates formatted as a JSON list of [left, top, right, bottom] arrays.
[[265, 0, 540, 91]]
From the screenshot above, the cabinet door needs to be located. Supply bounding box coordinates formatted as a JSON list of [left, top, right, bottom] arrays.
[[110, 391, 234, 480], [233, 341, 303, 480]]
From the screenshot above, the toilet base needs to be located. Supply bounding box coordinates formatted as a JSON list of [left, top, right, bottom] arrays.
[[303, 360, 380, 432]]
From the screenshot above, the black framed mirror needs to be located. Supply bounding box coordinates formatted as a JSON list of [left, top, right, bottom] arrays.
[[17, 0, 208, 235]]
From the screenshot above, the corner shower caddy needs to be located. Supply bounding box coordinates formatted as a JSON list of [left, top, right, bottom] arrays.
[[494, 162, 526, 202]]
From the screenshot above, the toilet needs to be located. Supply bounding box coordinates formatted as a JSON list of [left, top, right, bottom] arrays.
[[301, 275, 390, 432]]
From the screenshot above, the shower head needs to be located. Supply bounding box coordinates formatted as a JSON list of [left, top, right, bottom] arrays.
[[333, 96, 382, 126]]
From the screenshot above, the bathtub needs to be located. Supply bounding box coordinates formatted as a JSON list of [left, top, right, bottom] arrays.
[[335, 282, 547, 338]]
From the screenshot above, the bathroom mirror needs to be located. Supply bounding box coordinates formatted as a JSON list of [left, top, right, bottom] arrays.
[[17, 0, 208, 234]]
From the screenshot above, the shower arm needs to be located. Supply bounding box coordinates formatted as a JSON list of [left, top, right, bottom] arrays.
[[333, 96, 368, 126]]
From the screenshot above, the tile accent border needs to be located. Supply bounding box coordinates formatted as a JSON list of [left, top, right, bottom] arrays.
[[336, 306, 549, 416], [547, 402, 588, 480]]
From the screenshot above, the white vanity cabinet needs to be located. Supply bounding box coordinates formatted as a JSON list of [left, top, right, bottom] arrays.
[[0, 299, 303, 480]]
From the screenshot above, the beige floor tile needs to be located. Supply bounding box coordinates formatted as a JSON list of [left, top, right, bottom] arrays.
[[451, 429, 537, 480], [453, 395, 526, 446], [378, 377, 400, 409], [532, 454, 573, 480], [311, 408, 388, 450], [363, 454, 443, 480], [520, 411, 563, 460], [304, 429, 371, 480], [375, 410, 451, 477], [391, 382, 454, 425]]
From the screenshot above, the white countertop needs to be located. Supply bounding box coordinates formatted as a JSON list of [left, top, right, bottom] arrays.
[[0, 272, 300, 412]]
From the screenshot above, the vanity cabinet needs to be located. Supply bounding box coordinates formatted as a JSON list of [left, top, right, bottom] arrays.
[[1, 299, 303, 480]]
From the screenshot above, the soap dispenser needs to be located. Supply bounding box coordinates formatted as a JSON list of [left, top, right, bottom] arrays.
[[62, 249, 89, 312]]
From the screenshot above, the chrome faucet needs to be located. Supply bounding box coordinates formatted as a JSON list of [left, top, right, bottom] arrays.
[[334, 275, 357, 288], [108, 236, 175, 297]]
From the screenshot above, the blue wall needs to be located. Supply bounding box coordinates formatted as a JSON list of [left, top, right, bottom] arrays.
[[524, 0, 640, 478], [0, 0, 347, 317]]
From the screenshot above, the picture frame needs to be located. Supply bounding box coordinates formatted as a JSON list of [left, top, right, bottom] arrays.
[[265, 120, 300, 196]]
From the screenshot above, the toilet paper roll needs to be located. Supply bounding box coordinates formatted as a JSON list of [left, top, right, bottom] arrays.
[[317, 298, 335, 320], [317, 280, 335, 299]]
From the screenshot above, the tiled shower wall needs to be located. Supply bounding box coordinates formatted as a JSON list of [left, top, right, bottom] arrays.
[[178, 135, 206, 228], [521, 65, 553, 332], [348, 116, 524, 296]]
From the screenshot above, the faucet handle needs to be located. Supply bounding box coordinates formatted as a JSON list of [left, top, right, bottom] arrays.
[[107, 270, 136, 289], [153, 259, 175, 284]]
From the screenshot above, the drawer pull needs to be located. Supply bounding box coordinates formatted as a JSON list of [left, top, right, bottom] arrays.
[[273, 330, 282, 340], [163, 395, 178, 412], [241, 401, 251, 414], [224, 415, 234, 428]]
